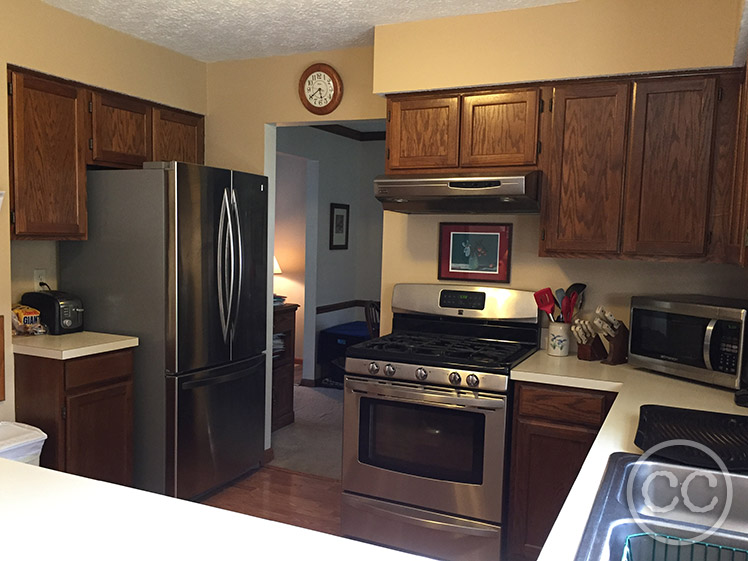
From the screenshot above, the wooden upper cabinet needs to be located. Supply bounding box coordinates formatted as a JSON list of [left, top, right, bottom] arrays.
[[152, 107, 205, 164], [544, 82, 629, 253], [386, 95, 460, 171], [622, 77, 717, 256], [9, 70, 87, 239], [89, 91, 152, 167], [460, 89, 539, 167]]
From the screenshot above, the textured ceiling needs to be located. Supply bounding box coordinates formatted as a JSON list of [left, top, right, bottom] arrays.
[[42, 0, 576, 62]]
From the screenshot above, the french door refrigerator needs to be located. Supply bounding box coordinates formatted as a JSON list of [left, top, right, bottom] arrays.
[[60, 161, 268, 499]]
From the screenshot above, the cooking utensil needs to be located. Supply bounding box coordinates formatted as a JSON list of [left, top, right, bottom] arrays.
[[561, 296, 571, 323], [566, 283, 587, 311], [534, 288, 556, 322], [555, 288, 565, 309], [571, 325, 584, 345], [569, 293, 578, 321], [594, 316, 616, 338]]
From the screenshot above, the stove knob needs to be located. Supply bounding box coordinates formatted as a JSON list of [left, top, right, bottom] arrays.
[[466, 374, 479, 388], [368, 362, 380, 375], [449, 372, 461, 385], [384, 364, 396, 377], [415, 367, 428, 381]]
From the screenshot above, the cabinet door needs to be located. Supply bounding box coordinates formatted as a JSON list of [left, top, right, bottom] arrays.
[[387, 95, 460, 170], [152, 107, 205, 164], [66, 381, 133, 486], [506, 417, 597, 561], [90, 91, 152, 167], [622, 77, 717, 256], [544, 83, 629, 253], [9, 70, 87, 239], [460, 89, 539, 167]]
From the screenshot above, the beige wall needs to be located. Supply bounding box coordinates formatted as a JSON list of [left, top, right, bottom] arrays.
[[206, 46, 385, 173], [1, 1, 207, 419], [373, 0, 743, 93]]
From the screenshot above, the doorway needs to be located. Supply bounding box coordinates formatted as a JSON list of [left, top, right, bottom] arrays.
[[268, 121, 385, 480]]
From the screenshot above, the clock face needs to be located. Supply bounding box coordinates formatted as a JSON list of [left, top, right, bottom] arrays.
[[304, 71, 335, 108], [299, 63, 343, 115]]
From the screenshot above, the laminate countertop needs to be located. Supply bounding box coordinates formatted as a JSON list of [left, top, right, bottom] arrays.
[[0, 457, 427, 560], [12, 331, 138, 360], [512, 352, 747, 561]]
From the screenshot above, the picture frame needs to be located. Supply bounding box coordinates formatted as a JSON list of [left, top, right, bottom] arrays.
[[438, 223, 512, 283], [329, 203, 350, 250]]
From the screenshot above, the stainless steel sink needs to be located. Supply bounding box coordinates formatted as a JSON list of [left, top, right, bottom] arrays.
[[575, 453, 748, 561]]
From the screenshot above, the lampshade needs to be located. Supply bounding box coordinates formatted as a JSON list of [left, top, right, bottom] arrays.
[[273, 256, 283, 275]]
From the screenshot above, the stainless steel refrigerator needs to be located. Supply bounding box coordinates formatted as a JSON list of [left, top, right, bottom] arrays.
[[60, 161, 268, 499]]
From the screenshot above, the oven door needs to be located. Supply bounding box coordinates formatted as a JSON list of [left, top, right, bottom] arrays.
[[342, 375, 507, 523]]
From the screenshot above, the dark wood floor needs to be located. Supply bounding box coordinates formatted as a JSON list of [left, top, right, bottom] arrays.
[[202, 465, 342, 536]]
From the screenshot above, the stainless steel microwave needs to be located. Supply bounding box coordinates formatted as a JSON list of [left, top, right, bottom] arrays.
[[629, 295, 748, 390]]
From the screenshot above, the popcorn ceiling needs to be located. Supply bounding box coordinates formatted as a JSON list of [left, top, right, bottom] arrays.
[[42, 0, 575, 62]]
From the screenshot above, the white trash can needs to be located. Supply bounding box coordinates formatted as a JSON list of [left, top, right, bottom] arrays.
[[0, 422, 47, 465]]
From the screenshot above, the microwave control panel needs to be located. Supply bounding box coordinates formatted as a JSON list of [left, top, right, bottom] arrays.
[[713, 321, 742, 374]]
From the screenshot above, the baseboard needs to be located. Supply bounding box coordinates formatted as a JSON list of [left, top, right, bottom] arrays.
[[261, 447, 274, 465]]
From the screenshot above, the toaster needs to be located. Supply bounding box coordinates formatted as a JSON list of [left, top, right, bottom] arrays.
[[21, 291, 84, 335]]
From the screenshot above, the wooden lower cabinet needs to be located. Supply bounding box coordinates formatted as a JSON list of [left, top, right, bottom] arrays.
[[272, 303, 299, 431], [506, 382, 616, 561], [14, 349, 134, 486]]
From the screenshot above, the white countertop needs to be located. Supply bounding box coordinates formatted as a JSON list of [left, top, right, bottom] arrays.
[[514, 352, 747, 561], [0, 457, 427, 560], [12, 331, 139, 360]]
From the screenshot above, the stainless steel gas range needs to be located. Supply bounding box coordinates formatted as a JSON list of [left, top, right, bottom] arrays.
[[341, 284, 540, 561]]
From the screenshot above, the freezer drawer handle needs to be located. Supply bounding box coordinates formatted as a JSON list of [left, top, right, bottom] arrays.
[[181, 363, 262, 391], [347, 496, 499, 538]]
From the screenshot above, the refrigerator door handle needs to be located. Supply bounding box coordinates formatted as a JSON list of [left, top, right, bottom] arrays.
[[229, 186, 244, 338], [217, 188, 231, 342]]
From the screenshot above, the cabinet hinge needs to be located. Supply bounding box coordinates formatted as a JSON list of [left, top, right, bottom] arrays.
[[537, 140, 542, 155], [548, 99, 553, 112], [88, 100, 93, 113], [706, 231, 713, 245], [10, 210, 15, 225], [744, 228, 748, 248], [89, 138, 93, 150], [7, 82, 12, 96], [541, 228, 546, 241], [717, 87, 724, 102], [387, 110, 391, 122], [539, 99, 544, 113], [386, 148, 390, 160], [62, 405, 67, 420]]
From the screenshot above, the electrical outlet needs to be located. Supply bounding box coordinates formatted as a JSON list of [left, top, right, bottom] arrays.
[[33, 269, 46, 291]]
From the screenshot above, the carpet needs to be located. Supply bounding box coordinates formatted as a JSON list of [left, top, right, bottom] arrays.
[[268, 385, 344, 479]]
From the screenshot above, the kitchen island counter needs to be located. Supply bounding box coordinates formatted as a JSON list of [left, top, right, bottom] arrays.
[[0, 457, 426, 560], [513, 352, 747, 561], [12, 331, 138, 360]]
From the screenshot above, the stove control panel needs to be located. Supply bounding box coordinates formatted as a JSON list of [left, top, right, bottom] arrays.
[[439, 290, 486, 310], [345, 357, 509, 393]]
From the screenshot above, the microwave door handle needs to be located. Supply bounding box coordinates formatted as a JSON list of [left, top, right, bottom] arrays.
[[704, 319, 717, 371]]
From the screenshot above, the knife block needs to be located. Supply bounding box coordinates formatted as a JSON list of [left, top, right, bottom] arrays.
[[577, 335, 608, 361], [601, 324, 629, 365]]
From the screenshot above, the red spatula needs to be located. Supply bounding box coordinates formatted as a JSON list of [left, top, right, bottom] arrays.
[[533, 288, 556, 322]]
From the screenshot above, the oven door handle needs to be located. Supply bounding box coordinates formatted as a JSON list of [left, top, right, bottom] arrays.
[[346, 495, 500, 538], [346, 378, 505, 410]]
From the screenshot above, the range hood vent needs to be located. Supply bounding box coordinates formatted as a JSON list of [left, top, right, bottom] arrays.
[[374, 172, 540, 214]]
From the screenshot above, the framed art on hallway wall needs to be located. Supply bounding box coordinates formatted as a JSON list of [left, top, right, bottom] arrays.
[[439, 223, 512, 283], [330, 203, 349, 250]]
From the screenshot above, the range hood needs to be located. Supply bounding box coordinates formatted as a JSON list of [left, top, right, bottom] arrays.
[[374, 171, 540, 214]]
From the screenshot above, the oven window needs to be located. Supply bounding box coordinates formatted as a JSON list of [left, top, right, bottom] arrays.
[[358, 397, 485, 484]]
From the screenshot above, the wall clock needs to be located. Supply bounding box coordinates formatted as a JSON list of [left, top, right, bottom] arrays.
[[298, 63, 343, 115]]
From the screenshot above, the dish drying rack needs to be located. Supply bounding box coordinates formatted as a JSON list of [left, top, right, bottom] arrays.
[[624, 533, 748, 561]]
